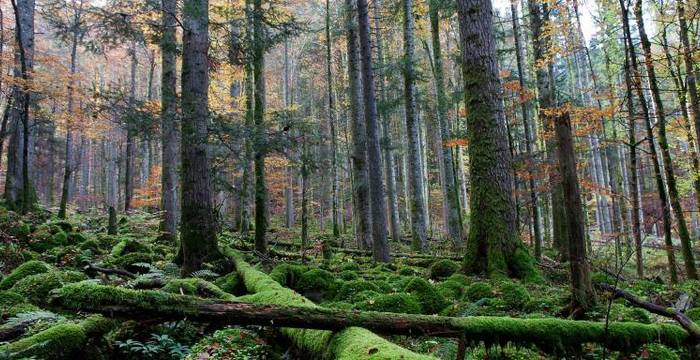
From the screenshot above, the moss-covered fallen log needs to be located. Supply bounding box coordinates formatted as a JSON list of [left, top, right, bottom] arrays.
[[0, 315, 116, 359], [50, 281, 690, 355]]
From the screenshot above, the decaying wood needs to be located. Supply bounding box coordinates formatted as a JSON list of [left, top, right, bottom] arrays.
[[83, 264, 136, 279]]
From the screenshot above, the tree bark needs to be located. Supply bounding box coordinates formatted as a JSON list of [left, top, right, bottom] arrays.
[[634, 0, 697, 280], [326, 0, 340, 238], [253, 0, 267, 255], [457, 0, 536, 279], [357, 0, 390, 262], [160, 0, 179, 242], [179, 0, 222, 274]]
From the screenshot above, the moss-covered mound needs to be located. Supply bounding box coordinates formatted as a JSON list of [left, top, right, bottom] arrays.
[[0, 260, 51, 290]]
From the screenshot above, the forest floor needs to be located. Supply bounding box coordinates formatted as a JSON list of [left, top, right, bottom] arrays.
[[0, 204, 696, 359]]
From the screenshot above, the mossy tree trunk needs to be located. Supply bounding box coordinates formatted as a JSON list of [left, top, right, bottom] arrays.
[[634, 0, 697, 280], [456, 0, 537, 279], [159, 0, 179, 242], [325, 0, 340, 239], [357, 0, 390, 262], [179, 0, 222, 274]]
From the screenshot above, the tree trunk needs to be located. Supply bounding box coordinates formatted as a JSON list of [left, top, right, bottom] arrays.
[[634, 0, 697, 280], [160, 0, 179, 242], [402, 0, 428, 251], [124, 46, 137, 212], [677, 0, 700, 157], [372, 0, 402, 244], [555, 111, 593, 313], [253, 0, 267, 255], [179, 0, 222, 274], [346, 0, 372, 250], [428, 0, 463, 249], [457, 0, 537, 279], [326, 0, 340, 238], [510, 0, 541, 259], [357, 0, 390, 262], [618, 0, 676, 282], [283, 39, 295, 229]]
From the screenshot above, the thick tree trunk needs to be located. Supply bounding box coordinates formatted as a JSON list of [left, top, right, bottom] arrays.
[[357, 0, 390, 262], [677, 0, 700, 157], [160, 0, 179, 242], [326, 0, 340, 238], [428, 0, 463, 249], [179, 0, 222, 274], [346, 0, 372, 250], [457, 0, 536, 279], [634, 0, 697, 280], [283, 39, 295, 229], [372, 0, 402, 244], [402, 0, 428, 252]]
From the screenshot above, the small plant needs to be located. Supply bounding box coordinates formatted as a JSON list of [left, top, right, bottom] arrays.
[[116, 333, 190, 360]]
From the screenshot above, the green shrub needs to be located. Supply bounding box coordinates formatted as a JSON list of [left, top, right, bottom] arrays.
[[429, 259, 459, 280], [79, 239, 100, 252], [339, 270, 358, 281], [355, 293, 422, 314], [635, 344, 680, 360], [339, 262, 360, 272], [336, 280, 380, 300], [404, 277, 449, 314], [499, 281, 530, 310], [464, 281, 494, 302], [11, 270, 88, 304], [0, 260, 50, 289], [397, 266, 417, 276]]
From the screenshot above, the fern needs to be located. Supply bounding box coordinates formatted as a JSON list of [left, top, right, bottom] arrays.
[[5, 311, 64, 327], [162, 263, 180, 277], [189, 269, 219, 280]]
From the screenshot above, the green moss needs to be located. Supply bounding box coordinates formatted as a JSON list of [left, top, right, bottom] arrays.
[[607, 303, 651, 324], [446, 273, 470, 285], [340, 262, 360, 272], [79, 239, 101, 252], [162, 278, 234, 300], [355, 293, 421, 314], [499, 281, 530, 310], [323, 301, 354, 310], [110, 252, 155, 269], [336, 280, 381, 301], [464, 281, 494, 302], [0, 260, 50, 290], [67, 232, 87, 244], [350, 290, 381, 304], [429, 259, 460, 280], [339, 270, 358, 281], [397, 266, 417, 276], [685, 307, 700, 322], [11, 270, 88, 304], [80, 315, 118, 336], [0, 323, 86, 359], [110, 238, 148, 257], [213, 272, 241, 294], [436, 280, 464, 300], [269, 263, 307, 287], [296, 269, 338, 298], [404, 277, 449, 314], [328, 327, 434, 360]]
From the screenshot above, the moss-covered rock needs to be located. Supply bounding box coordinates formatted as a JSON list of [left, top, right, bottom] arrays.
[[404, 277, 449, 314], [0, 290, 39, 318], [110, 238, 149, 257], [464, 281, 494, 302], [446, 273, 470, 285], [296, 269, 338, 299], [436, 280, 464, 301], [0, 260, 50, 290], [499, 281, 530, 310], [355, 293, 422, 314], [11, 270, 88, 304], [685, 307, 700, 322], [429, 259, 460, 280], [161, 278, 234, 300], [269, 263, 307, 287], [336, 280, 381, 301], [213, 272, 241, 294]]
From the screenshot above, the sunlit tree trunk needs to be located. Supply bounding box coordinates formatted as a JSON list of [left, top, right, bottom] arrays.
[[124, 45, 137, 212]]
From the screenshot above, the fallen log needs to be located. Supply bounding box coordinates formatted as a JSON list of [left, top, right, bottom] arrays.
[[598, 283, 700, 342], [49, 281, 691, 355], [83, 263, 136, 279]]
